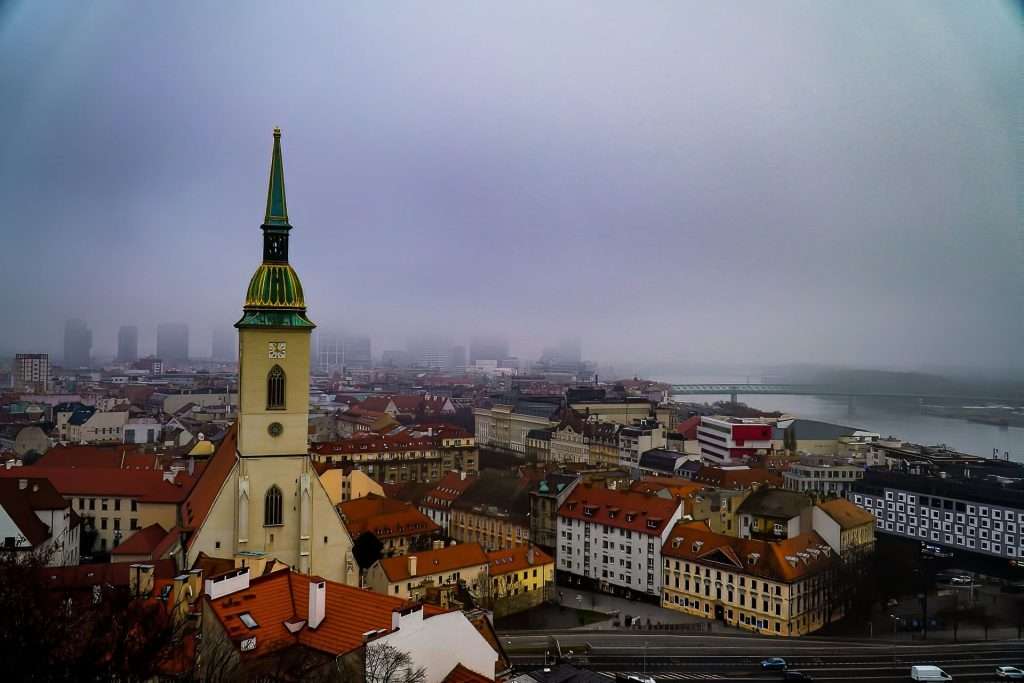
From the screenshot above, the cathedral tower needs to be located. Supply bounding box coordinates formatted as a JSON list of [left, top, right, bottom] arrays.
[[187, 129, 353, 583]]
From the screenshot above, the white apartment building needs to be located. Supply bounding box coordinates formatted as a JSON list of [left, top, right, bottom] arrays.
[[14, 354, 49, 393], [556, 484, 682, 598], [696, 416, 776, 466], [617, 419, 666, 471]]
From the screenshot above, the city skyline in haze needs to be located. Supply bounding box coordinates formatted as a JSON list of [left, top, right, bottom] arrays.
[[0, 1, 1020, 375]]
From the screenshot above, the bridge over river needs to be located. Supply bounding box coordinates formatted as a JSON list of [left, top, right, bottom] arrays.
[[669, 383, 1024, 406]]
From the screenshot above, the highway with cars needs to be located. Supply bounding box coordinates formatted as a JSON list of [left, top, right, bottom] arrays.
[[502, 630, 1024, 682]]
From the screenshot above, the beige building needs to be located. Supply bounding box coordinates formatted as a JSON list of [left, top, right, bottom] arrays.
[[473, 402, 559, 454], [661, 521, 841, 636], [812, 498, 875, 558], [319, 467, 385, 505], [61, 408, 129, 444], [183, 129, 355, 585], [484, 545, 555, 616], [365, 542, 490, 599]]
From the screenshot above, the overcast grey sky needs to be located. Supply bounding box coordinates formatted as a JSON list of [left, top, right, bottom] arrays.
[[0, 1, 1019, 372]]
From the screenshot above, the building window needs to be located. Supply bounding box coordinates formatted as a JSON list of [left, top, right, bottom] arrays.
[[267, 365, 286, 409], [264, 485, 283, 526]]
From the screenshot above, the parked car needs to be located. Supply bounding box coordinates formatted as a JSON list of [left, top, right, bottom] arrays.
[[996, 667, 1024, 679], [782, 671, 814, 681], [950, 575, 973, 586], [761, 658, 787, 671], [616, 676, 655, 683], [911, 665, 952, 681]]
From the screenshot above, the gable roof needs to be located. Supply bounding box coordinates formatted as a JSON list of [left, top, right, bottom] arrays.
[[558, 483, 681, 535], [40, 559, 178, 590], [0, 477, 68, 545], [338, 494, 440, 541], [111, 523, 169, 557], [692, 466, 783, 490], [451, 473, 532, 521], [0, 464, 199, 503], [377, 543, 489, 583], [181, 424, 237, 535], [420, 471, 478, 511], [736, 487, 810, 520], [816, 498, 875, 529], [486, 545, 553, 576], [662, 521, 834, 583], [205, 569, 445, 660], [36, 444, 162, 470], [445, 663, 492, 683]]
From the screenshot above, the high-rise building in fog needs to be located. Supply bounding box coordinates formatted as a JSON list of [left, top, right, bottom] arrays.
[[63, 319, 92, 368], [469, 336, 510, 363], [156, 323, 189, 362], [408, 337, 451, 370], [116, 325, 138, 363], [212, 327, 236, 361], [343, 335, 372, 369], [449, 345, 467, 373], [314, 331, 372, 371], [537, 338, 583, 373], [14, 353, 49, 393]]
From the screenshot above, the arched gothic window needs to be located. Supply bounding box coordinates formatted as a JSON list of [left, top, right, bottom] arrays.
[[264, 485, 283, 526], [267, 365, 285, 409]]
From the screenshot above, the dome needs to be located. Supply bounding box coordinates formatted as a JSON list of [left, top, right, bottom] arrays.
[[244, 262, 306, 310]]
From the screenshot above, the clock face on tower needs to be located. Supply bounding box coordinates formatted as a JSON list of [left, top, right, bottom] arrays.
[[268, 341, 287, 359]]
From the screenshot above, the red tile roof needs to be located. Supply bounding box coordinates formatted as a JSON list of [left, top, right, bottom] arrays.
[[312, 431, 437, 456], [485, 545, 553, 576], [40, 559, 178, 590], [0, 465, 199, 503], [111, 523, 169, 557], [692, 466, 783, 490], [629, 477, 707, 499], [816, 498, 875, 530], [377, 543, 489, 583], [338, 494, 440, 541], [673, 415, 701, 440], [662, 520, 835, 583], [420, 471, 478, 511], [206, 569, 445, 660], [36, 444, 162, 470], [558, 483, 681, 536], [182, 424, 237, 536]]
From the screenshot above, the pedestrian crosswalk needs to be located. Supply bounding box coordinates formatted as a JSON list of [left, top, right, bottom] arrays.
[[597, 672, 723, 680]]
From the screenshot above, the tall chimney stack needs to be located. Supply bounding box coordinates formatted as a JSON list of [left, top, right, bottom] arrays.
[[308, 578, 326, 629], [408, 555, 417, 577]]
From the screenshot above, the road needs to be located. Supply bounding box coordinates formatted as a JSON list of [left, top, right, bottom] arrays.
[[501, 631, 1024, 682]]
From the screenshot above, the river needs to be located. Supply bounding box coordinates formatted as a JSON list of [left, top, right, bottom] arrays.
[[668, 389, 1024, 464]]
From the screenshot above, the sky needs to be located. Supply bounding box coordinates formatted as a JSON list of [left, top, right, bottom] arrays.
[[0, 1, 1019, 375]]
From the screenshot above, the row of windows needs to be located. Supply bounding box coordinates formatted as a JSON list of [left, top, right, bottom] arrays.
[[78, 497, 137, 512]]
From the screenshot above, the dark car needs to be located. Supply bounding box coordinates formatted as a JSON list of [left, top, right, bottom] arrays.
[[783, 672, 814, 681], [761, 658, 787, 671]]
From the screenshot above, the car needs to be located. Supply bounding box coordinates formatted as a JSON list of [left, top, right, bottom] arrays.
[[782, 672, 814, 681], [996, 667, 1024, 679], [761, 658, 787, 671], [950, 575, 973, 586], [911, 665, 952, 681]]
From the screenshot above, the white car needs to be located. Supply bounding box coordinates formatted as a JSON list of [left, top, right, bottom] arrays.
[[950, 575, 973, 586], [996, 667, 1024, 679]]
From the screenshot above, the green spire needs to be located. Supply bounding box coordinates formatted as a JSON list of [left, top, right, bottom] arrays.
[[264, 127, 289, 226]]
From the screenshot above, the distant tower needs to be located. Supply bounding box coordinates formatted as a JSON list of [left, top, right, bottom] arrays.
[[212, 326, 237, 361], [63, 319, 92, 368], [117, 325, 139, 363], [156, 323, 189, 362], [14, 354, 49, 393]]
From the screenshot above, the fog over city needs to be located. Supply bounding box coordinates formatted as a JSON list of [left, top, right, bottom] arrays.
[[0, 1, 1019, 376]]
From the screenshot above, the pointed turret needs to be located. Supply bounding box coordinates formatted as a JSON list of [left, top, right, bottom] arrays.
[[264, 127, 289, 228], [237, 128, 315, 330]]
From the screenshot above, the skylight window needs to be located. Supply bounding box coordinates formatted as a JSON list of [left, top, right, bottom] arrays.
[[239, 612, 259, 628]]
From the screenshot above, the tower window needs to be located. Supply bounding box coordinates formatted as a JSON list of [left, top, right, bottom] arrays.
[[267, 365, 285, 409], [264, 486, 283, 526]]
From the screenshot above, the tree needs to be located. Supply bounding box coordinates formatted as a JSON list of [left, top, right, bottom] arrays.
[[353, 531, 385, 572], [364, 642, 427, 683], [0, 549, 191, 682]]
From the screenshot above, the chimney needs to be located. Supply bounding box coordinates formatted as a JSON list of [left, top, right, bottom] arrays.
[[187, 568, 203, 602], [18, 479, 27, 490], [408, 555, 417, 577], [308, 577, 326, 630], [527, 547, 535, 565], [460, 471, 466, 481]]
